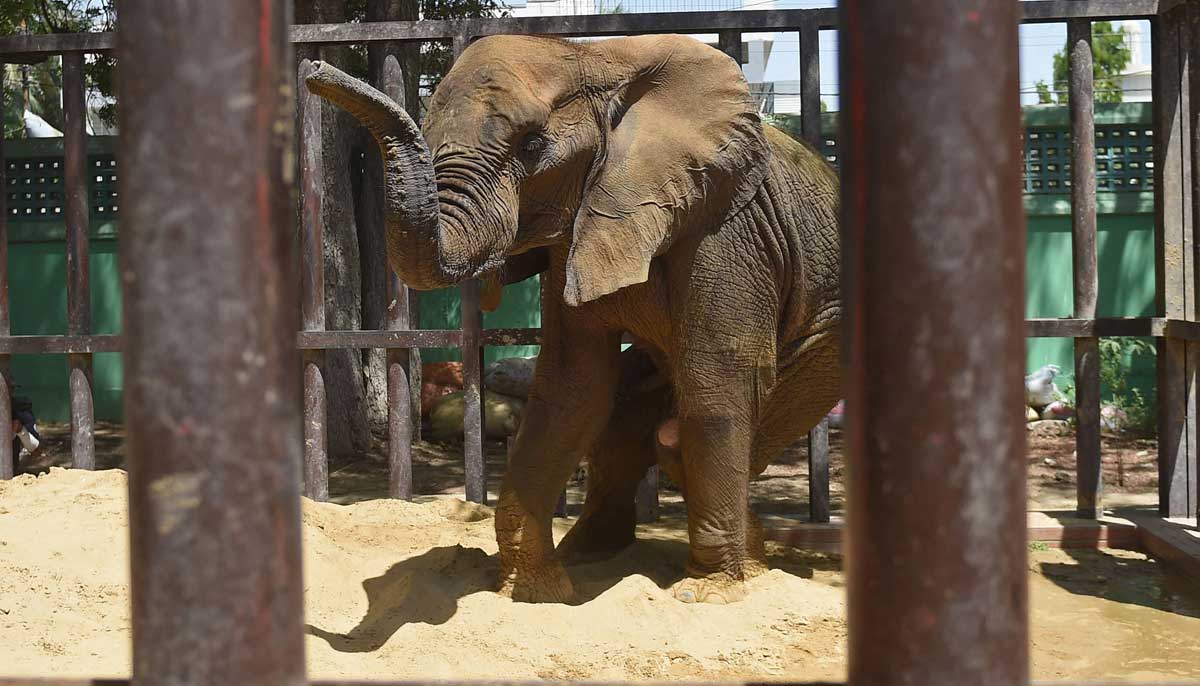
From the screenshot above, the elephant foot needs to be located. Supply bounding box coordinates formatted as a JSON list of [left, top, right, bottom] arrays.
[[497, 560, 575, 604], [556, 510, 636, 564], [670, 572, 747, 605]]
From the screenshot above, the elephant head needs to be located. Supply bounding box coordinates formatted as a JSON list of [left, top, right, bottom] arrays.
[[305, 35, 769, 304]]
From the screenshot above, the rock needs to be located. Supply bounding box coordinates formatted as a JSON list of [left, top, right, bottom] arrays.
[[1043, 457, 1058, 467], [420, 382, 458, 417], [1028, 419, 1071, 437], [1054, 471, 1070, 482], [1026, 406, 1040, 423], [1100, 404, 1128, 432], [484, 356, 537, 398], [429, 390, 525, 443], [422, 361, 464, 389], [1041, 401, 1074, 421]]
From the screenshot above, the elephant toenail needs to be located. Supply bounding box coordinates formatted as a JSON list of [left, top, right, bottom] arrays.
[[678, 589, 696, 602]]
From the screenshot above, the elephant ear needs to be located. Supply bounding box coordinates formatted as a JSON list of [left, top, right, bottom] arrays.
[[562, 35, 770, 306]]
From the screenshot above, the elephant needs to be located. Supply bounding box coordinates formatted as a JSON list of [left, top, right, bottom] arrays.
[[306, 32, 841, 605]]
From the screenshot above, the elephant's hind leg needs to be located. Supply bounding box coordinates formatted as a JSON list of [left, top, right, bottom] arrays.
[[556, 375, 671, 564]]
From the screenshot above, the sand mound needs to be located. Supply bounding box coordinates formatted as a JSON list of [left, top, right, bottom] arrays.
[[0, 468, 846, 681], [4, 468, 1200, 681]]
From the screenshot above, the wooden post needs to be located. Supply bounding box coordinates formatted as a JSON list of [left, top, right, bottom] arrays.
[[717, 29, 742, 65], [299, 58, 329, 503], [808, 418, 830, 523], [118, 0, 306, 682], [379, 53, 414, 501], [0, 64, 11, 481], [799, 19, 832, 522], [635, 465, 659, 524], [1154, 6, 1199, 519], [63, 50, 94, 471], [451, 33, 487, 505], [1068, 19, 1102, 519]]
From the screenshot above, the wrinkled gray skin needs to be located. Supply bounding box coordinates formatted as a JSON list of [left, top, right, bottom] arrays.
[[307, 33, 841, 604]]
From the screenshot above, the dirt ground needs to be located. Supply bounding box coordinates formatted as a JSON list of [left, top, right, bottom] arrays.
[[0, 468, 1198, 682], [20, 421, 1164, 514]]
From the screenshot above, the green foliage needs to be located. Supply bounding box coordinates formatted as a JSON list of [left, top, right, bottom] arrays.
[[2, 1, 117, 134], [1099, 337, 1156, 433], [1043, 22, 1132, 105]]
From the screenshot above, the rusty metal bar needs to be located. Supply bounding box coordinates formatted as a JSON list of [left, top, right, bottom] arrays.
[[799, 17, 822, 148], [0, 68, 10, 481], [1068, 19, 1103, 519], [840, 1, 1029, 684], [808, 418, 830, 523], [379, 52, 414, 501], [0, 2, 1172, 59], [299, 58, 329, 502], [117, 0, 306, 683], [1154, 6, 1199, 519], [298, 328, 464, 349], [1189, 0, 1200, 522], [717, 29, 742, 64], [63, 50, 95, 471]]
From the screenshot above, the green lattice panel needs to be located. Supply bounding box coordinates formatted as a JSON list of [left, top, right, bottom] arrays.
[[5, 153, 118, 223], [1023, 125, 1155, 194]]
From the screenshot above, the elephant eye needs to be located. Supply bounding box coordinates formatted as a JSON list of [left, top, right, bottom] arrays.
[[519, 132, 547, 160]]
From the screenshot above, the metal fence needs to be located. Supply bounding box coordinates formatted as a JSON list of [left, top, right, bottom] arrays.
[[0, 0, 1196, 684]]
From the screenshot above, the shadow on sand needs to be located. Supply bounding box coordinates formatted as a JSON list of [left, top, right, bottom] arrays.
[[307, 530, 835, 654]]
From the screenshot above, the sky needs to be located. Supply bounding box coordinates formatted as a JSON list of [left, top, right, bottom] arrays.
[[509, 0, 1155, 111]]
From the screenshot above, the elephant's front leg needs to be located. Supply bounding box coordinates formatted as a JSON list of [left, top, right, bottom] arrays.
[[670, 352, 770, 605], [495, 325, 622, 603]]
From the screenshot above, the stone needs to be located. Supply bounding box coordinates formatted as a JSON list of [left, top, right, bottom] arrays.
[[1028, 419, 1071, 437], [1041, 401, 1074, 421], [1026, 406, 1040, 423], [429, 390, 525, 443], [421, 382, 459, 417], [484, 356, 537, 398]]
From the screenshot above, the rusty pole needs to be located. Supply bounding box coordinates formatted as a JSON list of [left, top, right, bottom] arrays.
[[117, 1, 306, 684], [840, 2, 1029, 685]]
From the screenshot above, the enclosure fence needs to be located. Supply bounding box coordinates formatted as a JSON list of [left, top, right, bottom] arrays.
[[0, 0, 1197, 684]]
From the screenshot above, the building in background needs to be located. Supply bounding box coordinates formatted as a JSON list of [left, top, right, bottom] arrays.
[[1118, 19, 1152, 103]]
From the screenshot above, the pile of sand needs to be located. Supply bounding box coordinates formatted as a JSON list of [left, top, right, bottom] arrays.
[[0, 468, 845, 681], [2, 468, 1199, 682]]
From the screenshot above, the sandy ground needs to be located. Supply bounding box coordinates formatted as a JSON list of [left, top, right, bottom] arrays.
[[2, 468, 1199, 682], [22, 422, 1164, 514]]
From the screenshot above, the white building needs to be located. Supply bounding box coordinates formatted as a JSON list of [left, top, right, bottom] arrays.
[[1118, 20, 1151, 103]]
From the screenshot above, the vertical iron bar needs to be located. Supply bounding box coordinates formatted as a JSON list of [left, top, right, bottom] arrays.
[[380, 53, 414, 501], [840, 2, 1029, 685], [0, 67, 11, 481], [118, 0, 306, 683], [299, 58, 329, 502], [63, 51, 94, 471], [1069, 19, 1102, 519], [718, 29, 743, 65], [807, 417, 830, 523], [799, 17, 822, 148], [452, 33, 487, 504], [1155, 8, 1198, 519], [635, 465, 659, 524], [1188, 0, 1200, 522]]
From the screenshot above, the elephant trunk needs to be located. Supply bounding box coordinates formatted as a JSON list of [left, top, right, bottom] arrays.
[[304, 61, 468, 290]]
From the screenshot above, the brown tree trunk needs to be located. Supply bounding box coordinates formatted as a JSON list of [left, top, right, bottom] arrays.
[[296, 0, 371, 459]]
